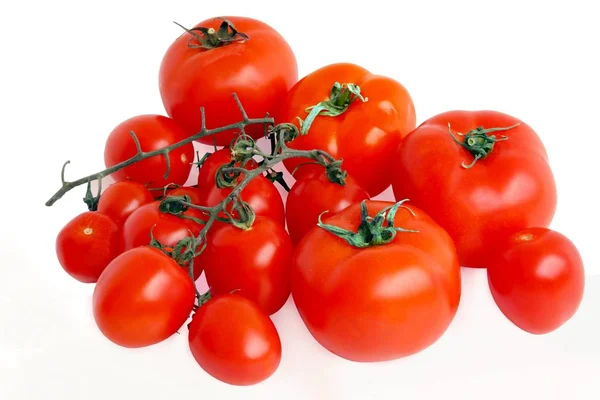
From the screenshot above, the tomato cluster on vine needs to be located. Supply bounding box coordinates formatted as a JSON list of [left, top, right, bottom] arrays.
[[49, 16, 585, 386]]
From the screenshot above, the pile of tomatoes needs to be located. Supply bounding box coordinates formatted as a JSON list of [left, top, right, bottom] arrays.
[[52, 16, 585, 386]]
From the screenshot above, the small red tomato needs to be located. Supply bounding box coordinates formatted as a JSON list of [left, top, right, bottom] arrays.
[[168, 186, 203, 205], [55, 211, 120, 283], [197, 148, 284, 226], [104, 115, 194, 188], [188, 294, 282, 386], [286, 170, 369, 244], [122, 201, 204, 280], [93, 247, 195, 348], [487, 228, 585, 334], [97, 181, 154, 224], [198, 216, 293, 315]]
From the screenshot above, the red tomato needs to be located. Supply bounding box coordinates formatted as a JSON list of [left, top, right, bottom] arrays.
[[278, 63, 416, 196], [487, 228, 585, 334], [55, 212, 120, 283], [97, 181, 154, 224], [286, 170, 369, 244], [168, 186, 204, 205], [188, 294, 282, 386], [391, 111, 557, 268], [292, 201, 460, 362], [159, 17, 297, 145], [93, 247, 195, 348], [104, 115, 194, 188], [197, 148, 284, 226], [123, 201, 204, 280], [197, 216, 293, 315]]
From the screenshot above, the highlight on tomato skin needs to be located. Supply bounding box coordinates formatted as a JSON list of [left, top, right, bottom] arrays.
[[487, 227, 585, 335]]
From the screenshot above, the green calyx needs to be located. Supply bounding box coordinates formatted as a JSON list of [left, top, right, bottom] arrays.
[[325, 159, 347, 186], [299, 82, 368, 135], [174, 18, 249, 50], [317, 199, 418, 248], [448, 123, 520, 168]]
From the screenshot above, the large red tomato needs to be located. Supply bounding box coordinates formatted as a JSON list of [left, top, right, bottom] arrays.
[[391, 110, 557, 268], [278, 63, 416, 196], [104, 115, 194, 188], [159, 17, 297, 145], [286, 170, 369, 244], [93, 247, 195, 348], [487, 228, 585, 334], [197, 216, 293, 315], [196, 148, 284, 226], [292, 200, 460, 362], [188, 294, 282, 386]]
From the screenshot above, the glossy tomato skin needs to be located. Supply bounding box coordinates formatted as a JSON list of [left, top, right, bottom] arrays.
[[159, 16, 297, 145], [55, 212, 121, 283], [392, 110, 557, 268], [292, 201, 460, 362], [279, 63, 416, 196], [197, 148, 284, 226], [97, 181, 154, 224], [487, 228, 584, 334], [188, 294, 282, 386], [168, 186, 204, 205], [198, 216, 293, 315], [122, 201, 204, 280], [93, 247, 195, 348], [286, 170, 369, 244], [104, 115, 194, 188]]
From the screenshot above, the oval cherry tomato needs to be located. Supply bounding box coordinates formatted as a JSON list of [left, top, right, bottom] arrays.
[[286, 170, 369, 244], [55, 211, 120, 283], [278, 63, 416, 196], [391, 110, 557, 268], [188, 294, 282, 386], [123, 201, 204, 280], [292, 200, 460, 362], [159, 17, 297, 145], [97, 181, 154, 224], [197, 148, 284, 226], [93, 247, 195, 348], [104, 115, 194, 188], [487, 228, 585, 334], [197, 216, 293, 315]]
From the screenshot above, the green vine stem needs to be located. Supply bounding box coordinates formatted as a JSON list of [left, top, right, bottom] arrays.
[[448, 122, 520, 168], [45, 94, 273, 206]]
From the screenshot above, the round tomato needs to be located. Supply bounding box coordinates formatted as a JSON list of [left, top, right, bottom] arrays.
[[197, 216, 293, 315], [55, 211, 120, 283], [197, 148, 284, 226], [167, 186, 204, 205], [487, 228, 585, 334], [278, 63, 416, 196], [286, 170, 369, 244], [97, 181, 154, 224], [104, 115, 194, 188], [93, 247, 195, 348], [123, 201, 204, 280], [391, 110, 557, 268], [188, 294, 282, 386], [159, 17, 297, 145], [292, 200, 460, 362]]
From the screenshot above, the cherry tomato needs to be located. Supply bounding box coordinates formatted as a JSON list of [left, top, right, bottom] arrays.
[[93, 247, 195, 348], [286, 170, 369, 244], [292, 201, 460, 362], [487, 228, 585, 334], [104, 115, 194, 188], [159, 17, 297, 145], [188, 294, 282, 386], [123, 201, 204, 280], [197, 148, 284, 226], [97, 181, 154, 224], [197, 216, 293, 315], [55, 211, 120, 283], [278, 63, 416, 196], [391, 110, 557, 268], [168, 186, 204, 205]]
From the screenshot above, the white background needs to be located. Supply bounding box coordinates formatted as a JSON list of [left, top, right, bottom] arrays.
[[1, 0, 599, 399]]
